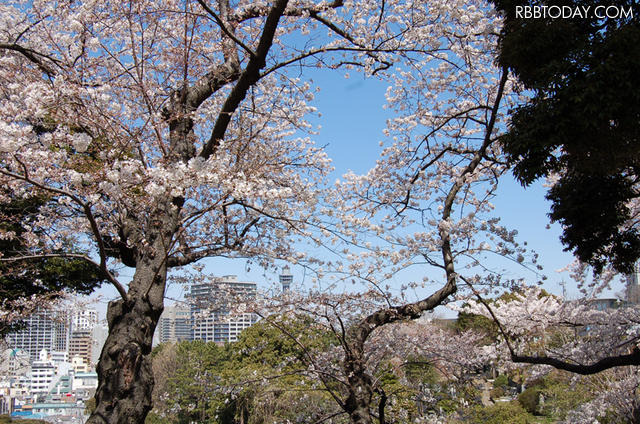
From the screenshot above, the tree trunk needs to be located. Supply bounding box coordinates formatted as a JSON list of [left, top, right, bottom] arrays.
[[87, 249, 168, 423], [344, 354, 375, 424]]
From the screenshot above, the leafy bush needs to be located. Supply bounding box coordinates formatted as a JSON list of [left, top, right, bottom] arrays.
[[436, 398, 459, 415], [489, 386, 505, 399], [518, 371, 593, 419], [0, 417, 47, 424], [518, 386, 542, 414], [493, 374, 509, 389], [466, 402, 534, 424]]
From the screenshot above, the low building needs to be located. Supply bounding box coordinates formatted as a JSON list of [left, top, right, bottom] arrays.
[[30, 349, 56, 396], [72, 372, 98, 393]]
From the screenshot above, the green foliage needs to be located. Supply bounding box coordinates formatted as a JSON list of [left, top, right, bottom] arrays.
[[518, 372, 593, 419], [492, 0, 640, 273], [0, 416, 47, 424], [152, 316, 342, 424], [404, 359, 440, 387], [164, 340, 230, 423], [518, 386, 542, 415], [436, 397, 459, 415], [0, 191, 105, 335], [144, 412, 172, 424], [375, 360, 421, 421], [233, 314, 336, 369], [493, 374, 509, 389], [489, 387, 505, 400], [537, 378, 591, 420], [466, 402, 534, 424], [454, 312, 499, 343]]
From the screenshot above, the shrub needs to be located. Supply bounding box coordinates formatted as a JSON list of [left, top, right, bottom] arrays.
[[493, 374, 509, 389], [518, 386, 542, 414], [489, 386, 505, 399], [466, 402, 534, 424]]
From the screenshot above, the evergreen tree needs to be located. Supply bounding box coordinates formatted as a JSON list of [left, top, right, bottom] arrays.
[[493, 0, 640, 273]]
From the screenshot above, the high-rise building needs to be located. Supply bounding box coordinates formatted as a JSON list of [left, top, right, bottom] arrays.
[[71, 309, 98, 332], [157, 304, 192, 344], [625, 261, 640, 304], [6, 308, 69, 361], [189, 275, 258, 343], [279, 266, 293, 292], [69, 331, 93, 368], [68, 308, 98, 368]]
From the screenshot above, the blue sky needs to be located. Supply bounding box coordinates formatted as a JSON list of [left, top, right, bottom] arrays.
[[87, 67, 624, 320]]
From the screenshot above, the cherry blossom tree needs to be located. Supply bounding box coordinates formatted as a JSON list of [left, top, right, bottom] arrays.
[[460, 285, 640, 374], [239, 1, 521, 420], [299, 17, 517, 424], [456, 284, 640, 421], [563, 367, 640, 423], [0, 0, 512, 422], [243, 299, 494, 424]]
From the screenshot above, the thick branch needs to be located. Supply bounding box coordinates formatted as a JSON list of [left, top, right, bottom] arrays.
[[512, 348, 640, 375], [200, 0, 289, 160], [352, 276, 457, 347], [187, 63, 240, 111], [0, 42, 58, 76]]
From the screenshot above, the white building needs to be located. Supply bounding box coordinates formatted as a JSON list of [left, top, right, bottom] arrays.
[[50, 351, 69, 364], [30, 349, 56, 395], [71, 309, 98, 332], [71, 372, 98, 392], [190, 275, 258, 343]]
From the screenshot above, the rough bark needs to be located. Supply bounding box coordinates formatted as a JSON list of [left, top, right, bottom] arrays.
[[87, 229, 170, 424], [343, 354, 375, 424], [87, 297, 162, 423]]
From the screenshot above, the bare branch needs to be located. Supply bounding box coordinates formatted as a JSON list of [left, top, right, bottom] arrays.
[[0, 42, 59, 76], [195, 0, 255, 57], [200, 0, 289, 160]]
